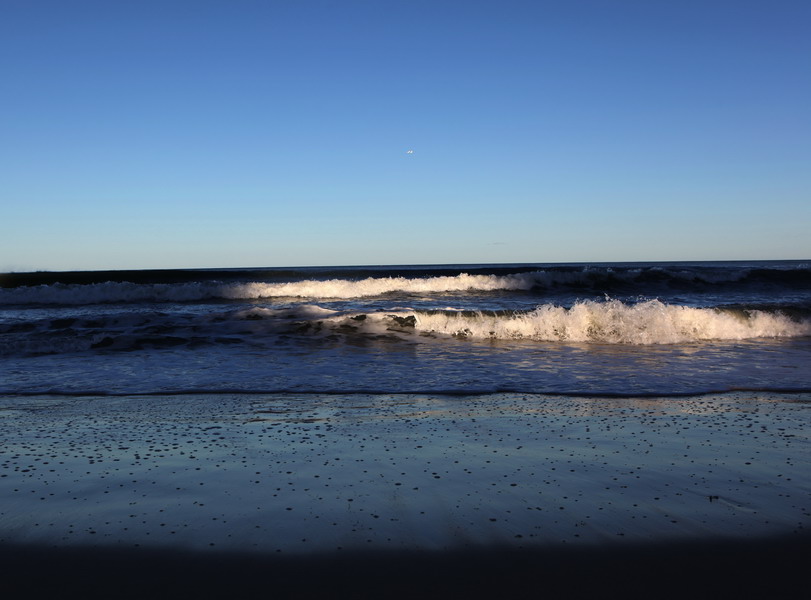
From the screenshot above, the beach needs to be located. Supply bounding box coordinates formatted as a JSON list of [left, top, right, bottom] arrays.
[[2, 391, 809, 597], [5, 0, 810, 594]]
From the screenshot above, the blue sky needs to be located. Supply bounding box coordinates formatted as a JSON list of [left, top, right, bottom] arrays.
[[2, 0, 809, 271]]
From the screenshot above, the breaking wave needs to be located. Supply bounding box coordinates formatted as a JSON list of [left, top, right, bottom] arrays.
[[3, 300, 809, 356], [406, 300, 811, 344]]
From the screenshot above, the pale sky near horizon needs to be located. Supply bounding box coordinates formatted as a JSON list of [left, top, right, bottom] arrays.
[[2, 0, 810, 272]]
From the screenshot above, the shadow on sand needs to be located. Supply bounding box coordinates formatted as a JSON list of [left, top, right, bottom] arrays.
[[2, 533, 809, 599]]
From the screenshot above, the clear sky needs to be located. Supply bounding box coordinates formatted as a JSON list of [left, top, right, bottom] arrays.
[[2, 0, 809, 271]]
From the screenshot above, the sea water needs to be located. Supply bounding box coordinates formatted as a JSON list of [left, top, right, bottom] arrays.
[[1, 261, 810, 396]]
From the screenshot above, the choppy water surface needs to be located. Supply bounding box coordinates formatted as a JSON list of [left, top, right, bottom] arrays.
[[1, 261, 809, 396]]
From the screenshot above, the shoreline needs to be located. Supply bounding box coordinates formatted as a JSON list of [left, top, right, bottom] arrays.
[[2, 391, 810, 595]]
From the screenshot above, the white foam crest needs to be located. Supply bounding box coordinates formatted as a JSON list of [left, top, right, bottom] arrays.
[[230, 305, 339, 320], [225, 273, 537, 299], [411, 300, 811, 344]]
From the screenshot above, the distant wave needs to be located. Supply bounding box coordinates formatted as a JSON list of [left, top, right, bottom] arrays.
[[0, 274, 539, 305], [2, 265, 810, 305]]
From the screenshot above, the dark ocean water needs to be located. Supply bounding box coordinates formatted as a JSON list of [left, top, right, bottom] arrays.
[[1, 261, 810, 396]]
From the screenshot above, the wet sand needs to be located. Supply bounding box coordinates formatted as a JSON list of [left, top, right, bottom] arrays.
[[1, 392, 809, 597]]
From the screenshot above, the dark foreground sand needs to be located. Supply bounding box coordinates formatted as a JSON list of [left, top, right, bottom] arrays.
[[1, 392, 809, 598]]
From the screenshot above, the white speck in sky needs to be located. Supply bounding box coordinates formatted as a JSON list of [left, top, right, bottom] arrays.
[[406, 149, 414, 154]]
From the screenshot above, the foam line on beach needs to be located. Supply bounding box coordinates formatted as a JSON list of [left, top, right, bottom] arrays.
[[3, 387, 811, 399]]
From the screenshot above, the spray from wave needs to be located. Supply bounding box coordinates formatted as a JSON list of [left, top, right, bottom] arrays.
[[405, 300, 810, 344], [225, 299, 808, 346]]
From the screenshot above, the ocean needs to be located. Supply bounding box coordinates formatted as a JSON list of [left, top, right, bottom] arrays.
[[2, 260, 810, 397]]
